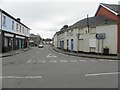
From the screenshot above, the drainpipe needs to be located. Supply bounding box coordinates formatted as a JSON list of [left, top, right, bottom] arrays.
[[118, 2, 120, 59]]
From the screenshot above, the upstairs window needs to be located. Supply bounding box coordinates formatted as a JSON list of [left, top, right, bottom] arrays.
[[2, 16, 6, 27], [16, 23, 19, 31], [22, 27, 24, 33], [20, 25, 21, 32], [12, 21, 14, 30]]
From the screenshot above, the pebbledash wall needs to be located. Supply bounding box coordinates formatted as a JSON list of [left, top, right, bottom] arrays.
[[0, 9, 30, 53]]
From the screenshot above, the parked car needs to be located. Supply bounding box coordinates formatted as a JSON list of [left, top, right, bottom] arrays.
[[38, 44, 44, 48]]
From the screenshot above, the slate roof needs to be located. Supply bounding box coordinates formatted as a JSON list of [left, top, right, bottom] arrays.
[[57, 16, 117, 34], [72, 16, 116, 28], [101, 3, 119, 13]]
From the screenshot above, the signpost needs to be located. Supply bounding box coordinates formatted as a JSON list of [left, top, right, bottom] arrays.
[[96, 33, 106, 55]]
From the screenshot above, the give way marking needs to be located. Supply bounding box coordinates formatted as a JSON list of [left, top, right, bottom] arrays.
[[0, 76, 42, 79], [85, 72, 120, 77], [47, 53, 57, 58]]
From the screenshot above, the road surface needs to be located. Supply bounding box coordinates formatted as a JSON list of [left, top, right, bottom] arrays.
[[2, 45, 119, 88]]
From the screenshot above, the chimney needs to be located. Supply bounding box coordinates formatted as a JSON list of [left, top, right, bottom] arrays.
[[16, 18, 21, 22], [117, 1, 120, 57]]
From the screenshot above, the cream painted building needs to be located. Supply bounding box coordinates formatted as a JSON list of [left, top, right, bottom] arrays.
[[53, 16, 117, 55]]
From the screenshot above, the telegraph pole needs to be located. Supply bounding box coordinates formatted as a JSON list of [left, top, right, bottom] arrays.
[[87, 14, 89, 33]]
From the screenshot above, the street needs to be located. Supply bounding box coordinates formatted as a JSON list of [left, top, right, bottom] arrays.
[[2, 45, 118, 88]]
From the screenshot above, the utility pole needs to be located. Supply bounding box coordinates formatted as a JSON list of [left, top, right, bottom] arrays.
[[87, 14, 89, 33]]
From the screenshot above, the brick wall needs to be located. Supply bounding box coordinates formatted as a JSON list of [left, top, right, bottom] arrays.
[[96, 6, 118, 21]]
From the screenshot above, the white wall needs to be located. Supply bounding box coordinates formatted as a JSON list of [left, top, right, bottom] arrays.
[[96, 25, 117, 54], [53, 34, 58, 48], [1, 12, 30, 37], [0, 10, 1, 30], [56, 24, 117, 55]]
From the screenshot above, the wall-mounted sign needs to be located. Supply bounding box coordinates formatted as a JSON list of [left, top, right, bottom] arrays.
[[4, 33, 14, 37], [96, 33, 106, 39]]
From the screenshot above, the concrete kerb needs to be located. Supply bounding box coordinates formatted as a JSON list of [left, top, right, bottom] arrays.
[[51, 46, 119, 60]]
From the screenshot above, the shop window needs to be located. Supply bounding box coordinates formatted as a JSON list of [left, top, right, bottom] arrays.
[[4, 37, 8, 47]]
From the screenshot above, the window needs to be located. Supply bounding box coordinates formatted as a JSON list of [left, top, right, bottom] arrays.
[[71, 30, 73, 35], [12, 21, 14, 30], [22, 27, 24, 33], [16, 23, 18, 31], [2, 16, 6, 27], [20, 25, 21, 32], [67, 31, 69, 36], [4, 37, 8, 47]]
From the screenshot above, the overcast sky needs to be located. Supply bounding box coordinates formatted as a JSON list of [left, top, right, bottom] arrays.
[[0, 0, 119, 39]]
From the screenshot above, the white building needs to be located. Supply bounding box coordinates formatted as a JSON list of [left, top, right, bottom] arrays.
[[0, 9, 30, 53], [53, 16, 117, 55]]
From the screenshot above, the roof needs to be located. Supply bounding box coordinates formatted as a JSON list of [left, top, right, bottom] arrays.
[[57, 16, 117, 34], [95, 3, 120, 16], [1, 8, 31, 30], [72, 16, 116, 28]]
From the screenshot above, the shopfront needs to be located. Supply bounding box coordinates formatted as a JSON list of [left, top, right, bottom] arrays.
[[3, 32, 14, 52]]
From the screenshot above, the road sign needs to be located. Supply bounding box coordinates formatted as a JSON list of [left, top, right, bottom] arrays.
[[96, 33, 105, 39]]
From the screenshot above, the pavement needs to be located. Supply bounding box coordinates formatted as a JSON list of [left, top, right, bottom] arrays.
[[0, 47, 31, 58], [51, 45, 119, 60]]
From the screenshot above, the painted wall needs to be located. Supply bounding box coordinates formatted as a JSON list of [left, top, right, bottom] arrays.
[[96, 25, 117, 54], [1, 13, 30, 37], [2, 13, 14, 33], [53, 34, 58, 48], [56, 24, 117, 54], [0, 10, 1, 30]]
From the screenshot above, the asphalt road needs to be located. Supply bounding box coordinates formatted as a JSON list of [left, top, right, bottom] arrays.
[[2, 45, 119, 88]]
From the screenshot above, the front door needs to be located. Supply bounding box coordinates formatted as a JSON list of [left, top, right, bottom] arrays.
[[71, 39, 74, 51]]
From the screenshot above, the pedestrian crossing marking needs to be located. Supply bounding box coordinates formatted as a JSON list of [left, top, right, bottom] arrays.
[[38, 60, 46, 63], [26, 59, 117, 64], [70, 60, 77, 62], [60, 60, 68, 63]]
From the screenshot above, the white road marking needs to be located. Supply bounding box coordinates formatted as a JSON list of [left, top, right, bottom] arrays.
[[0, 76, 42, 79], [47, 53, 57, 58], [70, 60, 77, 62], [49, 60, 57, 63], [107, 60, 118, 62], [38, 60, 46, 63], [85, 72, 120, 77], [79, 60, 87, 62], [26, 52, 41, 63], [60, 60, 68, 63], [89, 60, 97, 62]]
